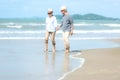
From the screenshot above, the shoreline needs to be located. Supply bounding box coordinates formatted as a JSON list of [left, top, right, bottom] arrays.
[[0, 39, 119, 80], [62, 39, 120, 80], [0, 37, 120, 40], [58, 52, 85, 80]]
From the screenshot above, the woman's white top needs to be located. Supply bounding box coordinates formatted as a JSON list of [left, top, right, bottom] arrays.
[[46, 16, 57, 32]]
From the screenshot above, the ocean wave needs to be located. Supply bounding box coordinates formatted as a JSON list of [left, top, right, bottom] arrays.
[[0, 31, 45, 34], [1, 23, 120, 29], [0, 22, 23, 29], [73, 30, 120, 33], [0, 37, 119, 40], [21, 23, 45, 26], [7, 25, 22, 28], [74, 23, 120, 27], [0, 30, 120, 34], [1, 22, 120, 26], [0, 23, 45, 26], [74, 23, 95, 26], [100, 24, 120, 27]]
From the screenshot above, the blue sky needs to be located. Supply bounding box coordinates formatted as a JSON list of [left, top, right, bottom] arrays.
[[0, 0, 120, 18]]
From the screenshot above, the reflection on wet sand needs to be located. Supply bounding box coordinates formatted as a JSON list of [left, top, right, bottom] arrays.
[[0, 51, 82, 80], [45, 52, 56, 69], [44, 52, 56, 78], [44, 52, 71, 74], [62, 53, 70, 73], [52, 52, 56, 68]]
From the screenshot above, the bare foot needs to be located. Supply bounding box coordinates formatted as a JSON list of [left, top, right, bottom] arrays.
[[52, 49, 56, 53], [65, 49, 70, 53], [44, 49, 48, 52]]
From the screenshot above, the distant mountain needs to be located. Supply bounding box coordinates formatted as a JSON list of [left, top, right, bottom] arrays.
[[0, 13, 119, 21], [55, 13, 119, 20]]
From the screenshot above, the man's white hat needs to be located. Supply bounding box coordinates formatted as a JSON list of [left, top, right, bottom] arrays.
[[60, 6, 67, 11], [48, 8, 53, 13]]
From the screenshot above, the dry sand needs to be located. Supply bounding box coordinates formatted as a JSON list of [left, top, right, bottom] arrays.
[[63, 40, 120, 80]]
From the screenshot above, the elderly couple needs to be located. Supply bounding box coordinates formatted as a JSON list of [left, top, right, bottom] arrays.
[[45, 6, 74, 53]]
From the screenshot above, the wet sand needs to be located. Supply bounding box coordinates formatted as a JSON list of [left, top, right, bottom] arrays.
[[108, 39, 120, 44], [63, 39, 120, 80], [0, 39, 120, 80], [0, 39, 84, 80]]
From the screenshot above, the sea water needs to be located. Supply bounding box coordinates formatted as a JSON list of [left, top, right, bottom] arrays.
[[0, 19, 120, 39]]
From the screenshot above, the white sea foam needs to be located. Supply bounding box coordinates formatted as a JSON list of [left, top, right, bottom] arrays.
[[0, 37, 119, 40], [1, 23, 120, 28], [0, 23, 45, 26], [74, 23, 120, 27], [74, 30, 120, 33], [58, 52, 85, 80], [74, 23, 95, 26], [0, 31, 45, 34], [5, 23, 93, 26], [2, 22, 23, 28], [21, 23, 45, 26], [0, 30, 120, 34], [100, 24, 120, 27], [7, 25, 22, 28]]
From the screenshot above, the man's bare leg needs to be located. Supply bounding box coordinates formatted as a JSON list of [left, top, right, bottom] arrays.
[[63, 32, 70, 53]]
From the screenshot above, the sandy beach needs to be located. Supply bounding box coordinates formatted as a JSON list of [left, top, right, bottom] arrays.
[[63, 39, 120, 80], [0, 39, 120, 80]]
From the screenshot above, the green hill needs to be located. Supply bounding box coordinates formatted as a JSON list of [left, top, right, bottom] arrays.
[[55, 13, 119, 20]]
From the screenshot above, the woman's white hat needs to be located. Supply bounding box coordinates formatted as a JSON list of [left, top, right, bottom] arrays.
[[48, 8, 53, 13]]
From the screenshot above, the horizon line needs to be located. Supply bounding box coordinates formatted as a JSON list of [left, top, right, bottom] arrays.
[[0, 13, 119, 19]]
